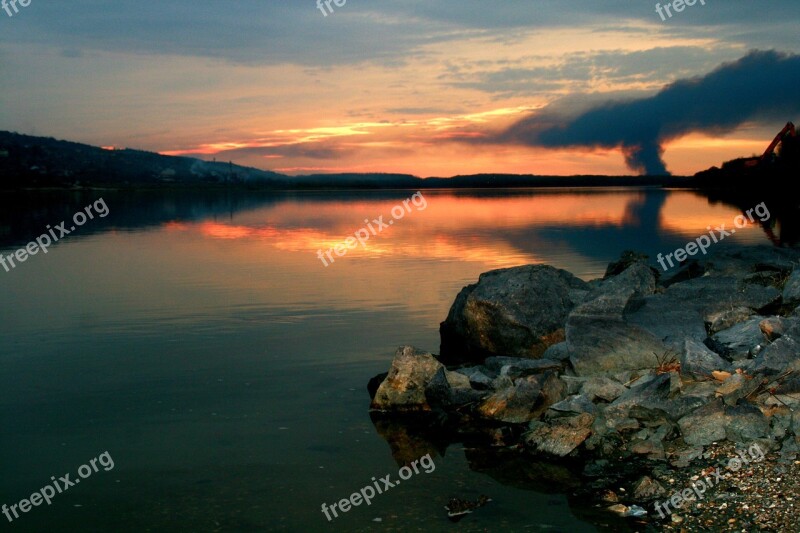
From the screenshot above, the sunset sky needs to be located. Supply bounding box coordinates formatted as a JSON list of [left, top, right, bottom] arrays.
[[1, 1, 799, 177]]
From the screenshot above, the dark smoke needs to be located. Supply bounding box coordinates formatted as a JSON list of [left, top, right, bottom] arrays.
[[500, 50, 800, 175]]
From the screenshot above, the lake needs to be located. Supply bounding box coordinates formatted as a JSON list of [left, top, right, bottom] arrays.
[[0, 188, 778, 532]]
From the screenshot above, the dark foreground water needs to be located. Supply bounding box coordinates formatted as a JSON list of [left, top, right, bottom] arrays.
[[0, 188, 781, 532]]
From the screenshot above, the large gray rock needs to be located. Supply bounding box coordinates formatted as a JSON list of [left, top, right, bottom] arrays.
[[371, 346, 444, 412], [439, 265, 588, 364], [567, 261, 701, 375], [664, 274, 781, 325], [567, 293, 668, 375]]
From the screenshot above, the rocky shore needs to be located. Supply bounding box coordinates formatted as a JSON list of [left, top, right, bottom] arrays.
[[368, 247, 800, 529]]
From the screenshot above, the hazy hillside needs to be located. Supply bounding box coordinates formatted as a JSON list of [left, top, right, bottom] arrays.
[[0, 131, 691, 190]]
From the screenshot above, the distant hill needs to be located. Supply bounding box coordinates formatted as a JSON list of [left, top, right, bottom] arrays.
[[0, 131, 690, 190], [0, 131, 286, 188]]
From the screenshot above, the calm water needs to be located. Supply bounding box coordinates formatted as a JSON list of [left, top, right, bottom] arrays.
[[0, 189, 777, 532]]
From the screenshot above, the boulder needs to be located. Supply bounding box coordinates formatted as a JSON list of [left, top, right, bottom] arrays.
[[371, 346, 444, 412], [439, 265, 588, 364], [567, 294, 668, 375]]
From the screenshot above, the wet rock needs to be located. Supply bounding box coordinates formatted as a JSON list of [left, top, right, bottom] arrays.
[[371, 346, 444, 412], [706, 317, 767, 360], [681, 338, 731, 377], [439, 265, 588, 364], [524, 413, 594, 457]]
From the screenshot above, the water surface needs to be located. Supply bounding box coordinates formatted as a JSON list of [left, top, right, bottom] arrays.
[[0, 188, 778, 531]]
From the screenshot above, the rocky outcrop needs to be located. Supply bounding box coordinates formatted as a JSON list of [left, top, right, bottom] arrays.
[[369, 247, 800, 522]]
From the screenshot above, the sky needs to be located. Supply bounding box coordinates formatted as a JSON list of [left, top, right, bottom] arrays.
[[1, 0, 799, 177]]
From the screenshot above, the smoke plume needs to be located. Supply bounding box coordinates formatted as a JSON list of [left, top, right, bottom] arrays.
[[501, 50, 800, 175]]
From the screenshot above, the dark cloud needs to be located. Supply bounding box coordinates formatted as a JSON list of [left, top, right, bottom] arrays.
[[497, 50, 800, 175]]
